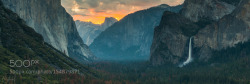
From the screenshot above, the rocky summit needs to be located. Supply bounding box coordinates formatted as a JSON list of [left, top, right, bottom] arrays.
[[180, 0, 236, 22]]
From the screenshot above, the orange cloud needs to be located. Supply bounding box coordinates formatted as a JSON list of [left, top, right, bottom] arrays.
[[73, 9, 131, 24], [68, 0, 185, 24]]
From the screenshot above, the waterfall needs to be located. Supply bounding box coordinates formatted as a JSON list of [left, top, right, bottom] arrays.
[[179, 37, 193, 67]]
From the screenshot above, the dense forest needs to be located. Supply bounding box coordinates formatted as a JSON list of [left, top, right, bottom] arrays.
[[84, 41, 250, 84]]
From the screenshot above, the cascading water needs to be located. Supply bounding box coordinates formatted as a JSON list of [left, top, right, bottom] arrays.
[[179, 37, 193, 67]]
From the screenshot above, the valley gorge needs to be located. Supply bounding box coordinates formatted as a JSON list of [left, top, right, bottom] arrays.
[[75, 17, 117, 46], [90, 4, 183, 60]]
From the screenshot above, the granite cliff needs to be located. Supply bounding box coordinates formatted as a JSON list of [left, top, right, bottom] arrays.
[[150, 0, 250, 65], [0, 1, 95, 82], [150, 11, 195, 64], [180, 0, 236, 22], [1, 0, 95, 62], [194, 0, 250, 61]]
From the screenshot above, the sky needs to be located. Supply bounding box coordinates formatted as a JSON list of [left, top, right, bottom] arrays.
[[61, 0, 184, 24]]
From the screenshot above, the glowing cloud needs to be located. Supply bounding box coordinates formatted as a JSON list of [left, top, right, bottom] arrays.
[[61, 0, 184, 24]]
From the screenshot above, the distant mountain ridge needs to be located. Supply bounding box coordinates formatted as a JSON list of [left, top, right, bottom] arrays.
[[75, 17, 117, 45], [90, 4, 183, 60], [1, 0, 95, 62]]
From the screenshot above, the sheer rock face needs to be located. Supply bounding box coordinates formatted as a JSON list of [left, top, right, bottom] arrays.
[[194, 0, 250, 60], [75, 17, 117, 46], [0, 2, 96, 76], [150, 0, 250, 65], [1, 0, 95, 62], [90, 4, 183, 60], [150, 12, 190, 65], [180, 0, 236, 22]]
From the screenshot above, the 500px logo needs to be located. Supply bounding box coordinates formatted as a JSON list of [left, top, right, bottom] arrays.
[[9, 60, 39, 67]]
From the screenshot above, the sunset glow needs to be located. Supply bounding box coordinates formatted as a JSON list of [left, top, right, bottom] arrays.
[[73, 9, 130, 24], [61, 0, 184, 24]]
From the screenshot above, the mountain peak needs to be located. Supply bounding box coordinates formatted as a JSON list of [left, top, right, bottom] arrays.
[[104, 17, 118, 23], [76, 20, 96, 25], [156, 4, 170, 8], [102, 17, 118, 26]]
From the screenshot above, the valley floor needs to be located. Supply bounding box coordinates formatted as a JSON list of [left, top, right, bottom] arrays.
[[87, 58, 250, 84]]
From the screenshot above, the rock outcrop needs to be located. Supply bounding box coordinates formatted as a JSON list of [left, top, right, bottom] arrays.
[[1, 0, 95, 62], [75, 17, 117, 45], [150, 0, 250, 65], [150, 11, 194, 64], [180, 0, 236, 22], [90, 4, 183, 60], [194, 0, 250, 61]]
